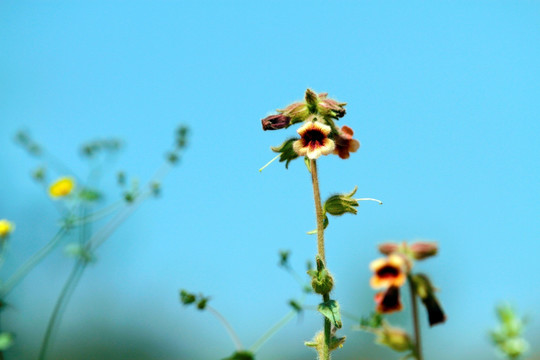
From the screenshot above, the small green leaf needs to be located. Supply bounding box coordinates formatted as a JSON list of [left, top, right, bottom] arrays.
[[0, 332, 14, 350], [318, 300, 342, 328]]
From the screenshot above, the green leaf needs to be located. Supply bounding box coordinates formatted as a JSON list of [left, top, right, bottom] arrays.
[[318, 300, 342, 328], [0, 332, 14, 350]]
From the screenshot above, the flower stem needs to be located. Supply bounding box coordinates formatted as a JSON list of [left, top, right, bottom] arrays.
[[38, 260, 86, 360], [250, 309, 296, 353], [310, 160, 325, 264], [207, 305, 243, 351], [408, 275, 423, 360], [310, 159, 331, 360], [1, 228, 68, 297]]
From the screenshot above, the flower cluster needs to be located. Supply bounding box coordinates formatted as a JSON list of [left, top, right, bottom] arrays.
[[261, 89, 360, 165], [370, 241, 446, 326]]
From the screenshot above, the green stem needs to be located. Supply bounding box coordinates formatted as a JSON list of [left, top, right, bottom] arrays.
[[207, 306, 243, 351], [310, 159, 331, 360], [250, 310, 296, 353], [1, 228, 67, 296], [38, 261, 86, 360], [408, 275, 423, 360]]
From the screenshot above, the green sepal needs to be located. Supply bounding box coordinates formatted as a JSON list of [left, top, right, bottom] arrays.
[[0, 332, 14, 351], [323, 186, 359, 216], [64, 243, 96, 263], [78, 188, 102, 202], [329, 335, 346, 351], [222, 351, 255, 360], [318, 300, 342, 328], [270, 138, 299, 169]]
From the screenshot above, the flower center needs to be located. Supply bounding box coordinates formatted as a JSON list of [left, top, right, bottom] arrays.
[[377, 265, 400, 279], [303, 129, 325, 148]]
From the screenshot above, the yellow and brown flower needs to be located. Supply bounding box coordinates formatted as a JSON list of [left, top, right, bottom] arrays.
[[333, 125, 360, 159], [369, 254, 407, 289], [293, 121, 335, 160], [374, 285, 403, 314]]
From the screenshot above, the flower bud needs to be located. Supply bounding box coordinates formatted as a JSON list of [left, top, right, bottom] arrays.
[[278, 102, 310, 125], [324, 186, 359, 216], [319, 98, 347, 119], [261, 114, 291, 130], [223, 351, 255, 360], [308, 256, 334, 295], [377, 242, 400, 256], [375, 325, 413, 352], [409, 242, 438, 260]]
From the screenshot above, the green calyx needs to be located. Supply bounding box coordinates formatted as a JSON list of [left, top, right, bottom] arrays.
[[323, 186, 359, 216], [308, 256, 334, 295], [271, 138, 300, 169]]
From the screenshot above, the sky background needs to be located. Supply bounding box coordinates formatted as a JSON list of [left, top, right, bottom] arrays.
[[1, 1, 539, 359]]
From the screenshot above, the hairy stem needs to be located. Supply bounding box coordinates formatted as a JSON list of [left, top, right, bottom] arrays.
[[310, 159, 331, 360], [408, 275, 423, 360]]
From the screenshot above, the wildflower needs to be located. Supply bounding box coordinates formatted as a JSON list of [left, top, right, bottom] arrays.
[[261, 114, 291, 131], [374, 285, 403, 314], [370, 254, 407, 289], [0, 219, 15, 239], [293, 121, 335, 160], [49, 177, 75, 198], [333, 125, 360, 159]]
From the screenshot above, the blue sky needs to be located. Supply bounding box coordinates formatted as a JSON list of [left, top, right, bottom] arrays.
[[1, 1, 539, 359]]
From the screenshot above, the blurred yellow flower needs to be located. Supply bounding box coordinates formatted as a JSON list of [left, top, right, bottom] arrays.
[[0, 219, 15, 239], [49, 177, 75, 198]]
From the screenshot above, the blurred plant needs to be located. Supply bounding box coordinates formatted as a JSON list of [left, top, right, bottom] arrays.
[[1, 126, 188, 360], [359, 241, 446, 359], [260, 89, 381, 360], [490, 303, 529, 359], [180, 251, 310, 360]]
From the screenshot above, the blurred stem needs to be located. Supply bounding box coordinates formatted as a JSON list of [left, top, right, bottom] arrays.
[[38, 260, 86, 360], [1, 228, 68, 296], [250, 310, 296, 353], [310, 159, 331, 360], [408, 275, 423, 360], [71, 201, 123, 226], [207, 305, 243, 351]]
